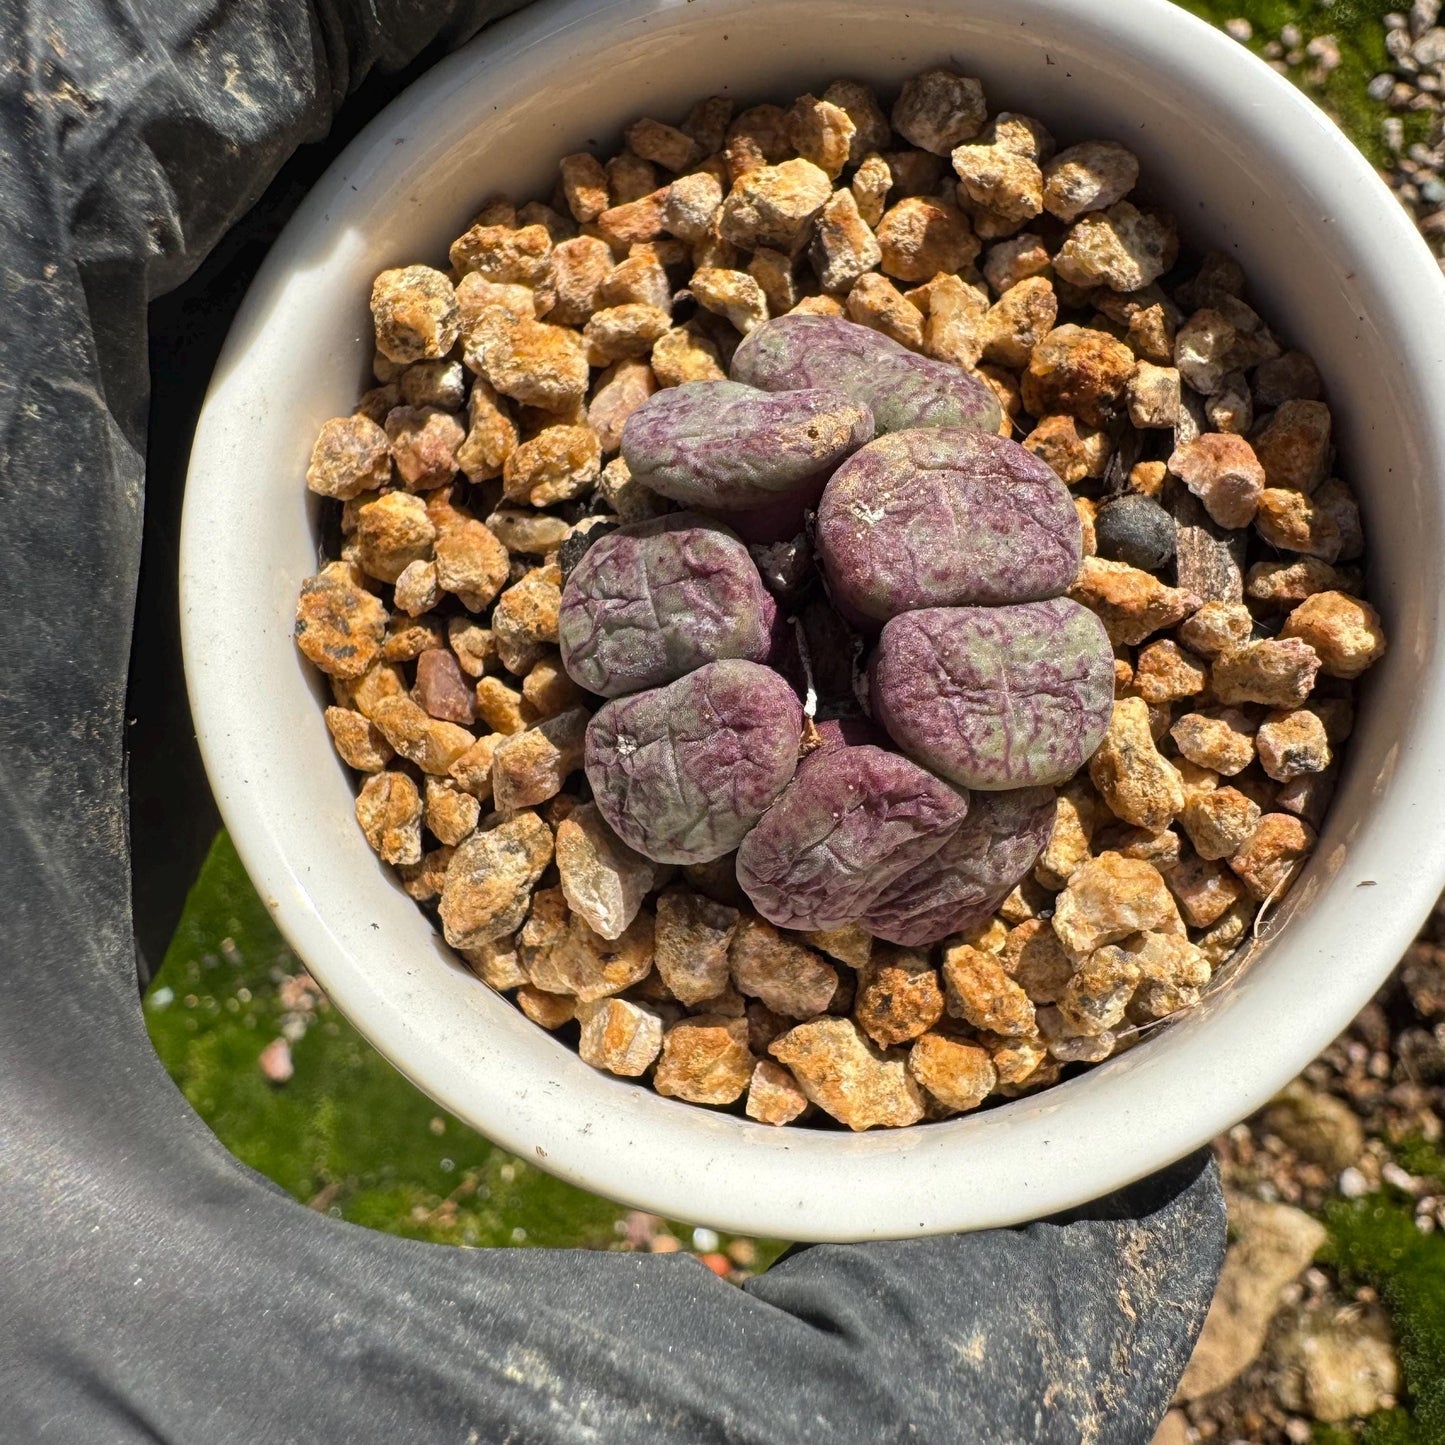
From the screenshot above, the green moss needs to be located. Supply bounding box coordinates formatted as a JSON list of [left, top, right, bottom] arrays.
[[1394, 1136, 1445, 1186], [147, 833, 785, 1261], [1323, 1197, 1445, 1442], [1174, 0, 1430, 164]]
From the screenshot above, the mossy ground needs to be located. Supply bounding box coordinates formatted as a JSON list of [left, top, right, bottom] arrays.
[[147, 1, 1439, 1431]]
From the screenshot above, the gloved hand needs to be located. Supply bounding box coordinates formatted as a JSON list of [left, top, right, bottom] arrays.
[[0, 4, 1224, 1441]]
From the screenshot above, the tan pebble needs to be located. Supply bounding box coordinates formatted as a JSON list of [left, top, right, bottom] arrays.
[[324, 706, 394, 772], [556, 803, 660, 941], [1128, 459, 1168, 498], [423, 777, 481, 847], [809, 188, 882, 294], [355, 771, 423, 866], [516, 984, 578, 1030], [355, 492, 435, 584], [413, 647, 477, 725], [447, 618, 497, 679], [853, 948, 945, 1047], [651, 323, 726, 386], [719, 158, 832, 251], [492, 567, 562, 675], [1168, 433, 1265, 529], [876, 195, 980, 282], [941, 944, 1035, 1037], [1120, 931, 1211, 1017], [490, 707, 588, 811], [917, 272, 989, 369], [724, 104, 790, 182], [370, 265, 459, 364], [456, 273, 537, 358], [356, 383, 402, 426], [982, 232, 1052, 293], [1036, 1007, 1116, 1064], [521, 654, 587, 719], [583, 302, 673, 366], [1278, 591, 1386, 679], [906, 1033, 997, 1113], [980, 275, 1057, 370], [846, 272, 925, 349], [1021, 325, 1135, 428], [384, 406, 465, 491], [691, 267, 770, 334], [1194, 895, 1257, 965], [1181, 783, 1260, 862], [1133, 640, 1208, 704], [472, 676, 529, 736], [445, 734, 502, 803], [747, 247, 799, 317], [1051, 852, 1179, 961], [785, 93, 855, 179], [546, 235, 615, 327], [593, 187, 670, 248], [1205, 371, 1253, 435], [1178, 600, 1253, 658], [394, 845, 454, 903], [1076, 496, 1098, 557], [729, 916, 839, 1019], [1256, 709, 1332, 782], [1126, 361, 1181, 430], [1059, 945, 1142, 1035], [483, 318, 590, 412], [434, 518, 510, 610], [769, 1016, 925, 1130], [978, 366, 1023, 433], [892, 68, 986, 154], [1022, 413, 1109, 485], [607, 151, 659, 205], [1253, 399, 1332, 494], [559, 152, 611, 223], [522, 888, 655, 1001], [1089, 697, 1185, 832], [1211, 639, 1321, 707], [850, 151, 892, 227], [307, 414, 392, 499], [985, 110, 1054, 161], [577, 997, 665, 1075], [596, 455, 666, 523], [625, 117, 698, 173], [1252, 348, 1322, 407], [802, 923, 874, 970], [369, 695, 474, 775], [1042, 141, 1140, 222], [295, 563, 387, 679], [1054, 202, 1177, 292], [1002, 918, 1074, 1003], [986, 1035, 1052, 1089], [661, 170, 724, 244], [482, 509, 568, 559], [439, 811, 553, 948], [1035, 779, 1098, 889], [1171, 708, 1256, 776], [449, 222, 552, 288], [340, 658, 406, 719], [745, 998, 792, 1055], [1097, 824, 1181, 871], [1070, 557, 1201, 647], [598, 251, 672, 312], [679, 95, 734, 155], [745, 1059, 811, 1125], [1245, 557, 1361, 607], [1167, 853, 1247, 929], [653, 889, 740, 1005], [951, 143, 1043, 231], [1230, 813, 1316, 901], [517, 201, 575, 245], [1255, 485, 1345, 562], [391, 560, 439, 617], [654, 1014, 754, 1105], [456, 380, 519, 482], [1174, 308, 1237, 395], [459, 933, 527, 990]]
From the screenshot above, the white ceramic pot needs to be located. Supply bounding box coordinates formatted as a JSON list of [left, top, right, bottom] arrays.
[[181, 0, 1445, 1240]]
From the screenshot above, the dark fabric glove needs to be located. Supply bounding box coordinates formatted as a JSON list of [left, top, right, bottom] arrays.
[[0, 3, 1225, 1441]]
